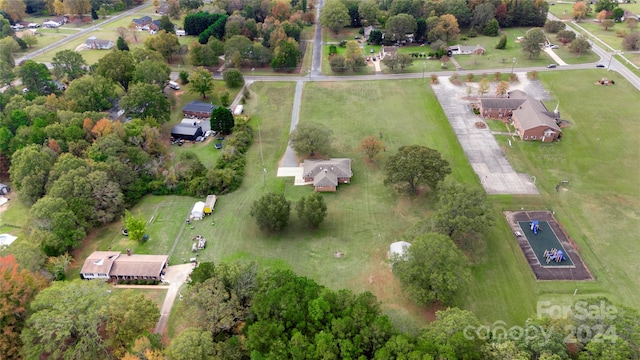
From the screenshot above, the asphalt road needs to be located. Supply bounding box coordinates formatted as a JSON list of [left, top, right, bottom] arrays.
[[311, 0, 324, 76], [15, 1, 152, 65]]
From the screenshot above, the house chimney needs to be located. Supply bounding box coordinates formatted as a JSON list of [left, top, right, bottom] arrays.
[[126, 248, 131, 256]]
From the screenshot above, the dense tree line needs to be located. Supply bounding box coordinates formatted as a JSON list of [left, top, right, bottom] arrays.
[[170, 261, 640, 359]]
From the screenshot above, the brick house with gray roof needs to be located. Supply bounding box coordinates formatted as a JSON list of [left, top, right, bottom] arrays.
[[479, 90, 562, 142], [302, 158, 352, 192]]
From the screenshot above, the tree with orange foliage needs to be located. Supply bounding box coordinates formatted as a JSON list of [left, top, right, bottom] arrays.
[[272, 1, 291, 21], [573, 1, 589, 22], [596, 10, 608, 21], [357, 135, 385, 161], [0, 255, 48, 359], [83, 117, 94, 133], [47, 138, 61, 153], [92, 118, 114, 138], [120, 336, 163, 360]]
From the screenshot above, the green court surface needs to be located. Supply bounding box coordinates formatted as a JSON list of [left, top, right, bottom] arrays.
[[518, 221, 573, 266]]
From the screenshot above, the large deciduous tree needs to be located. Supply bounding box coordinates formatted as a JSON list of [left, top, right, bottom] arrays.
[[0, 0, 27, 21], [65, 75, 116, 112], [320, 0, 349, 35], [223, 68, 244, 88], [95, 50, 135, 91], [393, 233, 470, 305], [384, 145, 451, 194], [51, 49, 87, 82], [420, 308, 486, 359], [271, 38, 300, 72], [0, 37, 19, 85], [19, 60, 56, 95], [189, 67, 214, 99], [31, 196, 87, 256], [211, 107, 234, 135], [289, 122, 332, 157], [9, 144, 56, 205], [120, 83, 170, 123], [104, 290, 160, 358], [0, 255, 48, 359], [433, 179, 494, 242], [386, 13, 417, 42], [296, 192, 327, 229], [165, 327, 215, 360], [569, 36, 591, 55], [144, 30, 180, 61], [250, 192, 291, 232], [63, 0, 91, 16], [132, 59, 170, 88], [358, 0, 378, 26], [521, 28, 545, 59], [573, 1, 589, 21]]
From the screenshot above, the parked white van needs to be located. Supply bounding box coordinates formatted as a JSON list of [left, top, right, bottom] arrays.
[[176, 29, 186, 36], [168, 81, 180, 90]]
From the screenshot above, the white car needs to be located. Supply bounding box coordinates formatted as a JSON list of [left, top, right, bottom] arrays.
[[28, 23, 40, 28]]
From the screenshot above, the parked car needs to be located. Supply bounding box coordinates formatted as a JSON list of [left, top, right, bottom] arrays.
[[549, 45, 559, 49], [547, 64, 557, 68], [596, 63, 606, 68], [28, 23, 40, 28]]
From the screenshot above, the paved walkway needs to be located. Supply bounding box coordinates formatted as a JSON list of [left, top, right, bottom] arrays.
[[280, 81, 304, 167], [153, 263, 193, 335], [431, 74, 539, 195], [543, 48, 567, 66]]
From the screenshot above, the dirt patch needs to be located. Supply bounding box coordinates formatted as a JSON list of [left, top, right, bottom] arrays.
[[357, 250, 439, 324], [0, 191, 16, 215]]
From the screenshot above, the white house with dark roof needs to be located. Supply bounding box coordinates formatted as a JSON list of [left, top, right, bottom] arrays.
[[448, 44, 485, 55], [85, 36, 114, 50], [302, 158, 352, 192]]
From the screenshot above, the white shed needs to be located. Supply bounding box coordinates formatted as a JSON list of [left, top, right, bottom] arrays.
[[190, 201, 205, 220], [389, 241, 411, 260]]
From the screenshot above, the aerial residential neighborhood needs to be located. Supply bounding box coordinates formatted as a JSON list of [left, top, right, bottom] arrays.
[[0, 0, 639, 358]]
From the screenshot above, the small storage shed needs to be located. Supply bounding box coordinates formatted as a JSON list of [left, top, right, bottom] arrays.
[[190, 201, 206, 220], [389, 241, 411, 261], [204, 195, 217, 214]]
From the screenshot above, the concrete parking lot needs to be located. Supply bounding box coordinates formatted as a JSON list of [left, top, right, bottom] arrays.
[[431, 74, 542, 195]]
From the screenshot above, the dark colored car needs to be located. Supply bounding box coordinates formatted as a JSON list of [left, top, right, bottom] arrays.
[[547, 64, 557, 68], [596, 63, 606, 68]]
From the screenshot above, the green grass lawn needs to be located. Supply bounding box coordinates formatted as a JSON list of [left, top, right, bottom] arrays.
[[493, 70, 640, 311], [323, 27, 361, 43]]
